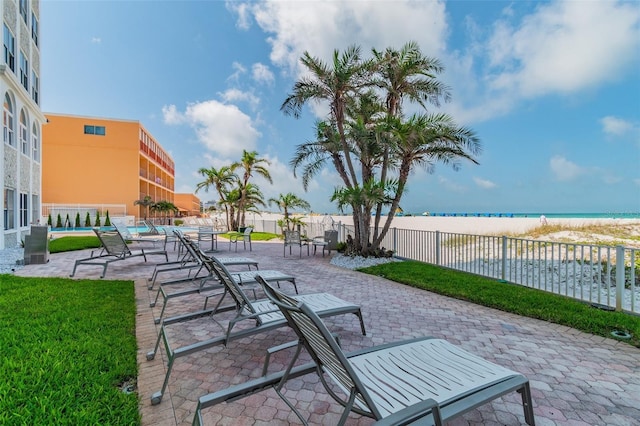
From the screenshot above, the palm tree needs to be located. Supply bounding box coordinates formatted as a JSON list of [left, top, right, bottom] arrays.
[[196, 166, 238, 230], [284, 42, 482, 256], [150, 200, 179, 225], [232, 150, 272, 228], [268, 192, 311, 231], [134, 195, 154, 220]]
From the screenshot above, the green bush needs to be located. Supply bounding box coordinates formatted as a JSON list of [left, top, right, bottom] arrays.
[[74, 213, 81, 228], [95, 211, 101, 227], [173, 219, 184, 226], [47, 214, 52, 226], [56, 214, 62, 228], [85, 212, 91, 227], [104, 210, 111, 226]]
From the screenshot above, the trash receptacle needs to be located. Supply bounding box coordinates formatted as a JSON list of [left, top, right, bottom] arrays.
[[324, 230, 338, 251]]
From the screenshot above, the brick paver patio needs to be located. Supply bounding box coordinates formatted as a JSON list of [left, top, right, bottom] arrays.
[[16, 239, 640, 425]]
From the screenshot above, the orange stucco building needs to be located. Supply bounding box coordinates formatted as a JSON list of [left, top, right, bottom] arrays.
[[42, 113, 175, 220], [174, 192, 201, 217]]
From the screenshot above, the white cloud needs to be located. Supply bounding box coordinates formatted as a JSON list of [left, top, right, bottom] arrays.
[[600, 116, 634, 137], [437, 176, 466, 193], [219, 88, 260, 110], [234, 0, 448, 78], [227, 62, 247, 83], [486, 1, 640, 98], [252, 63, 275, 85], [165, 100, 261, 157], [91, 37, 101, 43], [549, 155, 584, 181], [473, 177, 497, 189], [161, 104, 184, 125]]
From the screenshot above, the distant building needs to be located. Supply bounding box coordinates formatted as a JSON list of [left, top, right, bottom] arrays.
[[1, 0, 45, 249], [174, 193, 201, 217], [42, 113, 175, 223]]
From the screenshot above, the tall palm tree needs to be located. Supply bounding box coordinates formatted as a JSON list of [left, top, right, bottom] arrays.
[[195, 166, 238, 230], [232, 150, 272, 227], [268, 192, 311, 231], [282, 45, 375, 250], [134, 195, 154, 220], [284, 42, 482, 256]]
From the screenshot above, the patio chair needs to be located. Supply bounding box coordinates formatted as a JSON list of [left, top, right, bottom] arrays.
[[150, 235, 261, 324], [283, 230, 309, 257], [139, 220, 160, 236], [229, 227, 253, 251], [112, 220, 163, 246], [70, 229, 168, 278], [146, 256, 366, 406], [193, 280, 535, 425]]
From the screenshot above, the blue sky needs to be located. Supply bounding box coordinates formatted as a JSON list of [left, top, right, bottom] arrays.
[[41, 0, 640, 215]]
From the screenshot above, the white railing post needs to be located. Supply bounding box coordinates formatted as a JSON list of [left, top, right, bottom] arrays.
[[392, 227, 397, 254], [501, 236, 508, 281], [435, 231, 441, 265], [616, 245, 625, 312]]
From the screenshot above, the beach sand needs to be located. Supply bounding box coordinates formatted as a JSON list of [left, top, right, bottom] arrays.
[[247, 212, 640, 236]]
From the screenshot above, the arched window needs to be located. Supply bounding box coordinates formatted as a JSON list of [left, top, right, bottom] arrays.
[[19, 109, 28, 155], [31, 122, 39, 161], [3, 93, 14, 147]]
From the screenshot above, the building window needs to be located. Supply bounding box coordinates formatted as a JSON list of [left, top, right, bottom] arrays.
[[31, 13, 38, 47], [84, 125, 106, 135], [3, 25, 15, 72], [4, 93, 14, 147], [31, 71, 39, 104], [31, 194, 39, 224], [19, 110, 28, 155], [31, 122, 39, 161], [4, 188, 15, 230], [19, 0, 29, 25], [19, 51, 28, 91], [19, 193, 28, 227]]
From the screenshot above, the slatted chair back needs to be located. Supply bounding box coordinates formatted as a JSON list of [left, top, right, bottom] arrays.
[[259, 277, 378, 419], [96, 229, 132, 258], [205, 255, 258, 317]]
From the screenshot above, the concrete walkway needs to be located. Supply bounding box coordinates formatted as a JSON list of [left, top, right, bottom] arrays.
[[15, 240, 640, 425]]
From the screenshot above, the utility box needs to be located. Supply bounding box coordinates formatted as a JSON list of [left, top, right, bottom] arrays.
[[324, 230, 338, 251], [24, 226, 50, 265]]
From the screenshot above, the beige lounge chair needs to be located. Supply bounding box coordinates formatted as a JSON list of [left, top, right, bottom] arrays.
[[193, 279, 535, 426], [70, 229, 167, 278], [146, 255, 366, 406]]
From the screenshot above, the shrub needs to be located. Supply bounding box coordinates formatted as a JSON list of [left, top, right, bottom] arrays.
[[95, 211, 101, 227], [56, 214, 62, 228], [74, 213, 81, 228], [174, 219, 184, 226], [84, 212, 91, 227], [47, 214, 52, 226], [104, 210, 111, 226]]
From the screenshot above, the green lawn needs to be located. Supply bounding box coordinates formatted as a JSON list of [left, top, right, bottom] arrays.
[[360, 261, 640, 348], [0, 275, 138, 425], [5, 236, 638, 425]]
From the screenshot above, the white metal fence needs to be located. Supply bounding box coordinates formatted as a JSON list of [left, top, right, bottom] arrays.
[[354, 226, 639, 315], [227, 217, 639, 314]]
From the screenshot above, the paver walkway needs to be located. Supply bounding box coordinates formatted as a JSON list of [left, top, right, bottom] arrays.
[[16, 240, 640, 425]]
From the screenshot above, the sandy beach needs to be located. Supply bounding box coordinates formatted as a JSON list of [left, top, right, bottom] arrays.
[[246, 212, 640, 236]]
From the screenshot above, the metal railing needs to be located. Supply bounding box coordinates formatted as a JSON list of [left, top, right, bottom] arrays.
[[214, 217, 639, 314], [353, 226, 638, 315]]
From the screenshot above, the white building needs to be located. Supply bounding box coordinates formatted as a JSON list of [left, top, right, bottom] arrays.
[[1, 0, 44, 249]]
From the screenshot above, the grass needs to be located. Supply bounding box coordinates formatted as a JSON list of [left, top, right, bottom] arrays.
[[219, 231, 280, 241], [0, 275, 138, 425], [49, 236, 101, 253], [360, 261, 640, 348]]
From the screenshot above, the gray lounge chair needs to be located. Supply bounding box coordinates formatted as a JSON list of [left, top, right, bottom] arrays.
[[229, 227, 253, 251], [70, 229, 168, 278], [146, 255, 366, 406]]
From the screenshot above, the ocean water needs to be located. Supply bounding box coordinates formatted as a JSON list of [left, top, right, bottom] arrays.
[[413, 212, 640, 219]]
